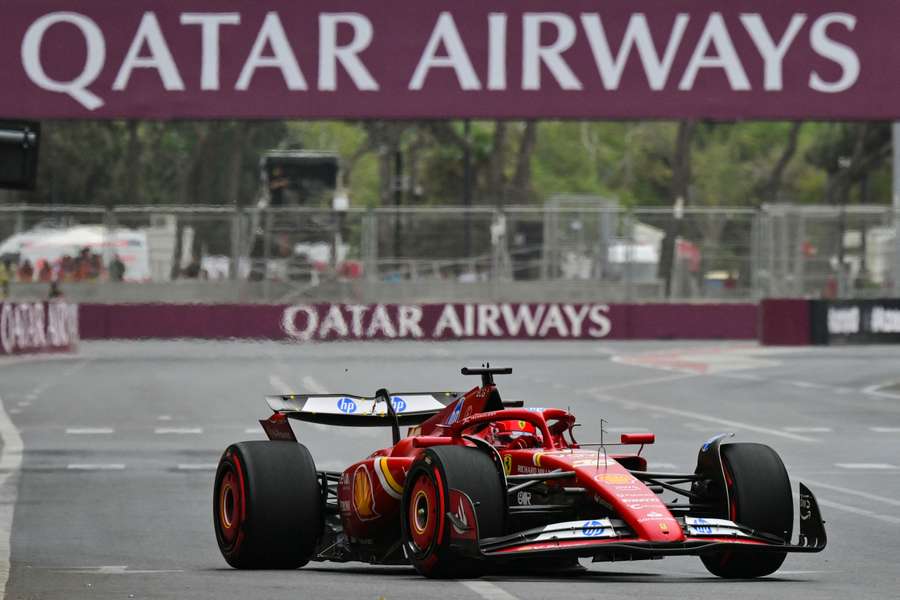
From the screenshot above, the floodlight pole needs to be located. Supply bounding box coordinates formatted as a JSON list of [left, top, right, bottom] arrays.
[[894, 122, 900, 295]]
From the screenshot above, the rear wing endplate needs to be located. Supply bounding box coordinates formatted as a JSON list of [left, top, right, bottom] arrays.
[[265, 392, 460, 427]]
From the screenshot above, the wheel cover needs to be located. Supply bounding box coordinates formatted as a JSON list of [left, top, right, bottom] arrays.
[[408, 473, 438, 553], [216, 457, 245, 548]]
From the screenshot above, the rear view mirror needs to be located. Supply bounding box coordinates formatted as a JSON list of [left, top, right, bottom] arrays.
[[0, 120, 40, 190], [620, 432, 655, 445]]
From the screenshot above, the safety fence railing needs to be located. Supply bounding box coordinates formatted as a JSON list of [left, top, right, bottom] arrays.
[[0, 203, 897, 302]]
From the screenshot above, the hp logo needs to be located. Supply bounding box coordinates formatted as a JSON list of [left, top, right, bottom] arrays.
[[336, 397, 357, 414], [581, 520, 605, 537], [391, 397, 407, 413]]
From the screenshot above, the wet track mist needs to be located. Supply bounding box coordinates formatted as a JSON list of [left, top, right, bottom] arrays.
[[2, 340, 899, 599]]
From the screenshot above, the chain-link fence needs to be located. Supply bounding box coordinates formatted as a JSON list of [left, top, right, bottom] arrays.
[[1, 202, 897, 302]]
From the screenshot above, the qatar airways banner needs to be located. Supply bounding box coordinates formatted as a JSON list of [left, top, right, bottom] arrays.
[[0, 301, 79, 356], [0, 1, 892, 120], [77, 302, 756, 341]]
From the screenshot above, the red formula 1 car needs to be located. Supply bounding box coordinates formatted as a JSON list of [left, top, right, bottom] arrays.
[[213, 367, 826, 578]]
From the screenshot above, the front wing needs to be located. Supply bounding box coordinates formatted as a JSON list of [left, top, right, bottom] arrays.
[[466, 483, 826, 560]]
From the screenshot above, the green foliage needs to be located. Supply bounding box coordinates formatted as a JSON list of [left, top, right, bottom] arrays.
[[12, 119, 893, 210]]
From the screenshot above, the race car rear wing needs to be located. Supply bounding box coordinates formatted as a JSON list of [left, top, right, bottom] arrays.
[[265, 391, 461, 427]]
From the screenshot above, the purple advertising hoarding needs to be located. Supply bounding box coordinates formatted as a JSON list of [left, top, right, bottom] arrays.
[[77, 302, 757, 341], [0, 1, 893, 120]]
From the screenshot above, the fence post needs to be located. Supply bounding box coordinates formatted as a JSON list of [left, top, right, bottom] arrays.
[[14, 207, 25, 234], [624, 208, 634, 302], [794, 209, 806, 297], [229, 208, 241, 281], [363, 208, 378, 282], [262, 207, 272, 301]]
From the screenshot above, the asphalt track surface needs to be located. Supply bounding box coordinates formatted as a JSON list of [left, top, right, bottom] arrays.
[[2, 339, 900, 600]]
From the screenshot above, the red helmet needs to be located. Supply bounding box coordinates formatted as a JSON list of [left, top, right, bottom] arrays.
[[492, 420, 541, 447]]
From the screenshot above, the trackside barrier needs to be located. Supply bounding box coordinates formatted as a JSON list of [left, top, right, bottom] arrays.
[[758, 299, 811, 346], [78, 303, 757, 342], [0, 301, 79, 356], [759, 297, 900, 345]]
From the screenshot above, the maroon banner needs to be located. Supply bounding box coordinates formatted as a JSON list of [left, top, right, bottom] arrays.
[[78, 302, 756, 341], [0, 1, 893, 120], [0, 301, 79, 356]]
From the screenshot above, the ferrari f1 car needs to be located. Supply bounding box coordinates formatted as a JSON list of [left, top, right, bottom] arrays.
[[214, 366, 826, 578]]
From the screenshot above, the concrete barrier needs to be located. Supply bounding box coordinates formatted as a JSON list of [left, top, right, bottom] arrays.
[[0, 301, 79, 356], [79, 302, 757, 342]]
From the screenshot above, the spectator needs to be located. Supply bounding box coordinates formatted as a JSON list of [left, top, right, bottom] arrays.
[[183, 256, 201, 278], [0, 260, 9, 299], [48, 280, 63, 299], [74, 247, 91, 281], [37, 260, 52, 283], [109, 254, 126, 282], [17, 259, 34, 282], [60, 255, 75, 281], [87, 253, 102, 281]]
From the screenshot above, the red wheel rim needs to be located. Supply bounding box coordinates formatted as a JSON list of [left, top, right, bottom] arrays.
[[217, 458, 245, 547], [408, 472, 438, 553]]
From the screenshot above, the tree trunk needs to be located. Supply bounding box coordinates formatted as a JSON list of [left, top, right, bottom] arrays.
[[487, 121, 508, 206], [658, 120, 697, 297], [123, 120, 142, 205], [511, 121, 538, 203], [764, 121, 802, 204]]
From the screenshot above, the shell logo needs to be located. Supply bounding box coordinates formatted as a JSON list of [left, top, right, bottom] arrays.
[[352, 465, 379, 520], [594, 473, 634, 485], [533, 452, 544, 467]]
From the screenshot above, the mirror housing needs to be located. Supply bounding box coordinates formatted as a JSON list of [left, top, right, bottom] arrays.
[[621, 432, 655, 445]]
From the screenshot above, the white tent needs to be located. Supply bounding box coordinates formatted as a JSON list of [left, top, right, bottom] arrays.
[[0, 225, 151, 281]]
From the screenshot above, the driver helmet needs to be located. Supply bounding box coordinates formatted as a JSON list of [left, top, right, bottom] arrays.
[[493, 419, 540, 445]]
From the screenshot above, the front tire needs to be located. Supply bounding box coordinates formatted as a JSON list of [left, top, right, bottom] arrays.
[[401, 445, 505, 578], [700, 443, 793, 579], [214, 441, 323, 569]]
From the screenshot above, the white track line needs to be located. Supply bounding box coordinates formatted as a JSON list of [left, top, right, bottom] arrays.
[[154, 428, 202, 435], [66, 428, 113, 435], [802, 478, 900, 508], [157, 415, 173, 422], [783, 427, 832, 433], [870, 427, 900, 433], [862, 381, 900, 400], [815, 497, 900, 525], [66, 464, 125, 471], [591, 391, 818, 443], [244, 428, 262, 434], [460, 581, 519, 600], [835, 463, 897, 470], [584, 373, 697, 395], [176, 464, 217, 471], [0, 394, 23, 597], [647, 462, 679, 470], [301, 375, 329, 395]]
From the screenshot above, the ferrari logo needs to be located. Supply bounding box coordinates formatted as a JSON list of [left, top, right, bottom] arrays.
[[503, 455, 512, 475], [352, 465, 379, 520], [659, 522, 670, 534], [518, 420, 527, 430]]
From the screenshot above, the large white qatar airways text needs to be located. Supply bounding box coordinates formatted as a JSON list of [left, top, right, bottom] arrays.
[[21, 10, 860, 110]]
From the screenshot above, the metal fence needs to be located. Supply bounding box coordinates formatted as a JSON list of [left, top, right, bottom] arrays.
[[1, 202, 897, 302]]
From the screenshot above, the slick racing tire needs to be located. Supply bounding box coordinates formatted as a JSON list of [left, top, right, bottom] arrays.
[[401, 445, 505, 578], [700, 443, 793, 579], [214, 441, 323, 569]]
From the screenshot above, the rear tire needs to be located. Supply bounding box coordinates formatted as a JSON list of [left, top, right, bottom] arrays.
[[700, 443, 793, 579], [401, 445, 505, 578], [213, 441, 323, 569]]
